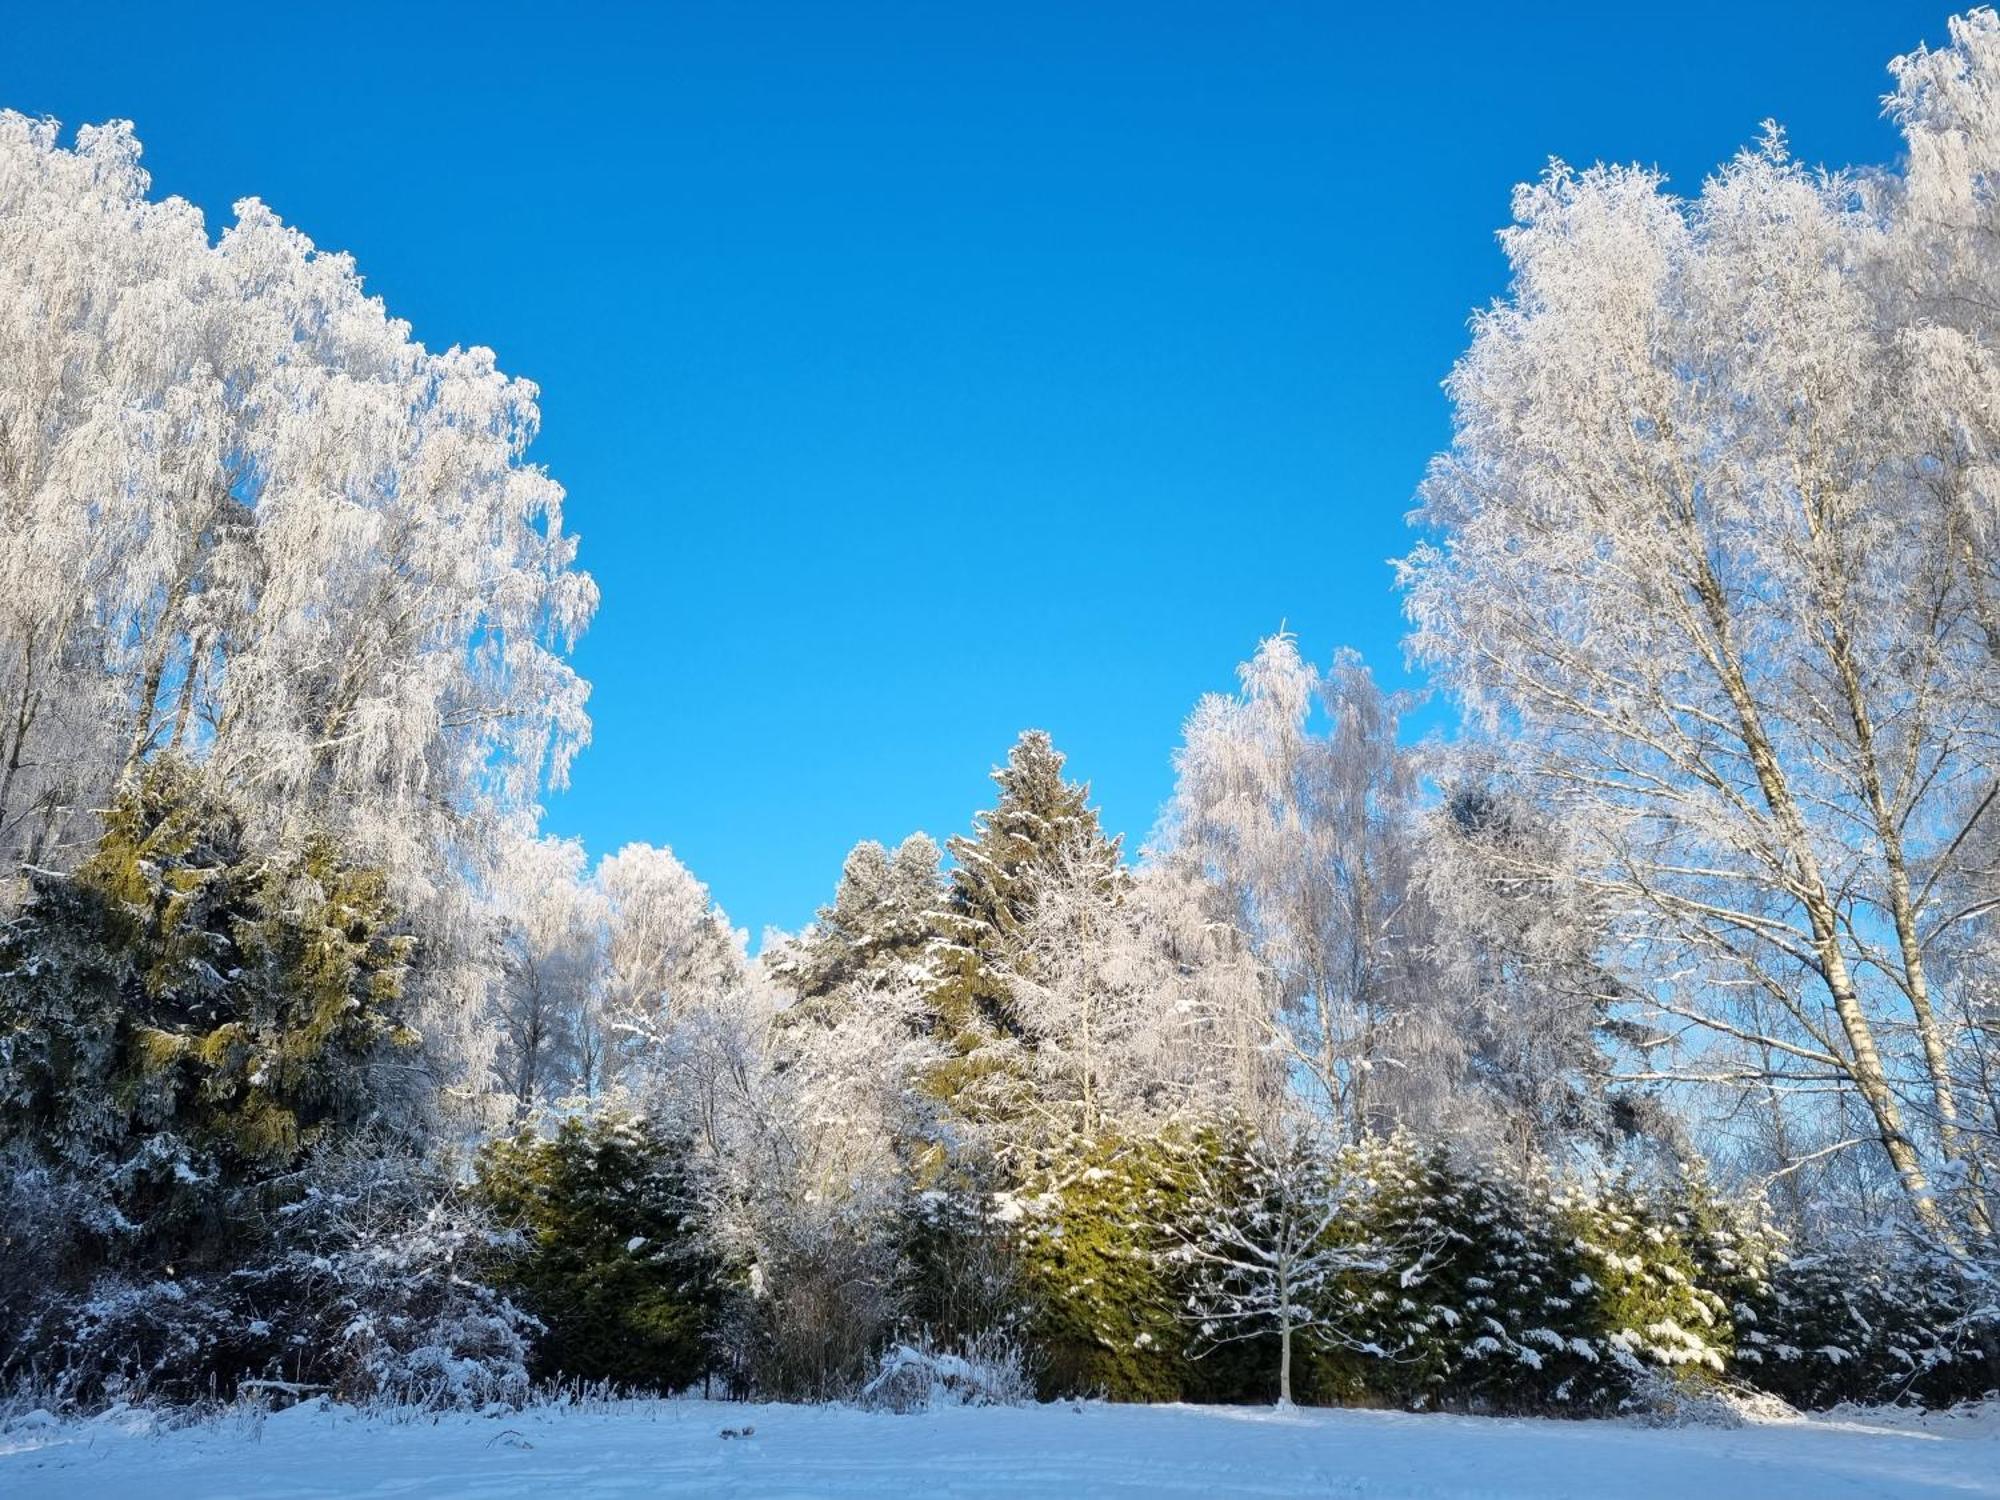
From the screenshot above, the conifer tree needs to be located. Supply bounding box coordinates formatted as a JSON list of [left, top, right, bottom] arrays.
[[774, 833, 943, 1023], [0, 758, 418, 1276], [476, 1112, 721, 1390], [926, 731, 1120, 1110]]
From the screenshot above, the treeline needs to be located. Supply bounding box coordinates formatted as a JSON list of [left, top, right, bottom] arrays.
[[2, 751, 1993, 1411], [5, 8, 2000, 1418]]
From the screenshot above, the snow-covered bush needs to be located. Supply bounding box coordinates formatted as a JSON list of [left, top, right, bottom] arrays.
[[0, 1143, 104, 1381], [856, 1331, 1036, 1413], [257, 1146, 536, 1408], [892, 1169, 1024, 1353], [1741, 1235, 1999, 1409], [0, 770, 533, 1409], [1623, 1368, 1797, 1428], [1556, 1182, 1737, 1386], [26, 1145, 534, 1409]]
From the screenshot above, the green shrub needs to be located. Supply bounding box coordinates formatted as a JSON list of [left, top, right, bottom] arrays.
[[1741, 1236, 1999, 1408], [476, 1112, 721, 1391]]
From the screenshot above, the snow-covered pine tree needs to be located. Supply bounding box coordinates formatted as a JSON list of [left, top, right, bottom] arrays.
[[926, 731, 1121, 1119], [1550, 1170, 1744, 1397], [772, 832, 943, 1025]]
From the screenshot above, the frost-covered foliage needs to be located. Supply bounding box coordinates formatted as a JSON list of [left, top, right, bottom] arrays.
[[476, 835, 750, 1123], [10, 9, 2000, 1426], [0, 114, 595, 859], [1164, 641, 1441, 1139], [596, 843, 750, 1081], [770, 833, 943, 1020], [924, 730, 1125, 1122], [1235, 1137, 1788, 1414], [1418, 787, 1622, 1163], [488, 834, 608, 1117], [235, 1146, 536, 1409], [1160, 639, 1601, 1155], [1316, 1138, 1610, 1411], [1009, 838, 1276, 1141], [0, 111, 596, 1109], [11, 1143, 532, 1408]]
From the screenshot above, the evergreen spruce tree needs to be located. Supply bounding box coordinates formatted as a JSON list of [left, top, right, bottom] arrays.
[[1557, 1171, 1739, 1389], [1008, 1128, 1199, 1401], [774, 833, 943, 1024], [1747, 1234, 1999, 1408], [927, 730, 1121, 1112], [476, 1112, 722, 1390], [1315, 1138, 1612, 1411]]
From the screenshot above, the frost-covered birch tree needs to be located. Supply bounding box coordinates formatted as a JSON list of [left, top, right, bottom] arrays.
[[1164, 636, 1447, 1140], [1400, 96, 2000, 1240], [595, 842, 749, 1099], [0, 115, 595, 881], [487, 832, 607, 1118], [0, 114, 597, 1106], [1006, 839, 1280, 1139]]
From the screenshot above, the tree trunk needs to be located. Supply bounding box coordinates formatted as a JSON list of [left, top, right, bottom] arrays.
[[1810, 507, 1990, 1238], [1277, 1267, 1294, 1408], [1686, 554, 1953, 1240], [122, 572, 191, 779], [0, 628, 41, 858]]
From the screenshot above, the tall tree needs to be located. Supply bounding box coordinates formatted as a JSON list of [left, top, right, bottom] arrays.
[[0, 114, 596, 1111], [1399, 117, 2000, 1241], [595, 841, 747, 1096], [926, 731, 1121, 1110], [772, 832, 943, 1025], [1165, 637, 1443, 1141], [1418, 783, 1621, 1165], [488, 832, 606, 1119]]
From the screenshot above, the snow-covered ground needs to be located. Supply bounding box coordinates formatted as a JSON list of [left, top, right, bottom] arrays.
[[4, 1398, 1996, 1499]]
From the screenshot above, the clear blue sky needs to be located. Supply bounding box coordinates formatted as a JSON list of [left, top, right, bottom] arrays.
[[4, 2, 1945, 939]]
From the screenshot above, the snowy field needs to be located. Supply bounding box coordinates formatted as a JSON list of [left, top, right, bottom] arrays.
[[3, 1398, 1995, 1500]]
